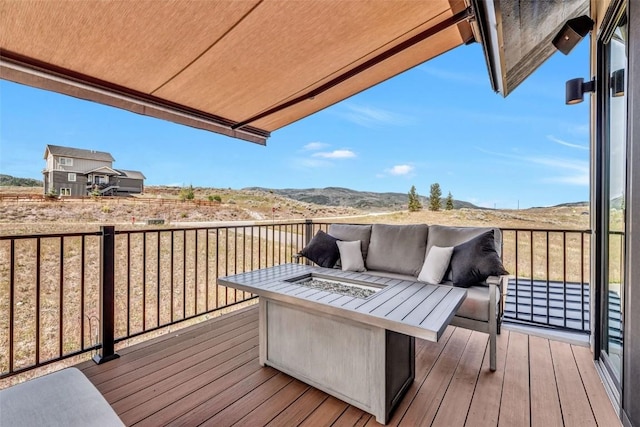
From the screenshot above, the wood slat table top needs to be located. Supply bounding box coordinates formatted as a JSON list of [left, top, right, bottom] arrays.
[[218, 264, 466, 342]]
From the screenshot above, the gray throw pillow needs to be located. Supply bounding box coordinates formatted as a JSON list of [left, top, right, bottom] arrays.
[[300, 230, 340, 268], [449, 231, 508, 288], [328, 224, 372, 260], [336, 240, 366, 272]]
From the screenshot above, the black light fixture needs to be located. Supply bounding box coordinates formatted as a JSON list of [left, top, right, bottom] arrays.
[[566, 78, 595, 105], [552, 15, 595, 55], [611, 69, 625, 97]]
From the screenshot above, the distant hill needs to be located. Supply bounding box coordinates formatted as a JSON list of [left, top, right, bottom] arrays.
[[0, 174, 43, 187], [244, 186, 478, 210]]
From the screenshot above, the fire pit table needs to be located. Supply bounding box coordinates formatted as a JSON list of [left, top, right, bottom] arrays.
[[218, 263, 466, 424]]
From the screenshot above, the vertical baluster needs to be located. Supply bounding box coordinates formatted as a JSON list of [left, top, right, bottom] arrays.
[[206, 228, 210, 311], [59, 236, 64, 358], [563, 232, 567, 328], [157, 231, 161, 326], [127, 233, 131, 336], [183, 230, 186, 319], [142, 232, 147, 330], [80, 236, 85, 349], [170, 231, 174, 322], [36, 238, 41, 363], [546, 231, 550, 326], [530, 230, 534, 323], [9, 239, 15, 373], [195, 230, 199, 315]]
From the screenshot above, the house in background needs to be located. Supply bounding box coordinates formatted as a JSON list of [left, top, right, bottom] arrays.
[[42, 144, 145, 196]]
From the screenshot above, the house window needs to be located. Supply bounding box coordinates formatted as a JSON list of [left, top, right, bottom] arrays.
[[60, 188, 71, 196], [59, 157, 73, 166], [68, 173, 76, 182]]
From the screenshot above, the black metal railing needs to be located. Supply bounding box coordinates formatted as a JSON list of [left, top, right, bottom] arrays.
[[0, 221, 592, 379], [0, 221, 312, 378], [500, 228, 591, 332]]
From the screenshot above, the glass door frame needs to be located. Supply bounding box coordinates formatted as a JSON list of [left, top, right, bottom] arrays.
[[594, 0, 628, 409]]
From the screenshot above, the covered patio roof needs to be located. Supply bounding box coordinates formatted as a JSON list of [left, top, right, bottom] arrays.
[[1, 0, 475, 145], [0, 0, 590, 144]]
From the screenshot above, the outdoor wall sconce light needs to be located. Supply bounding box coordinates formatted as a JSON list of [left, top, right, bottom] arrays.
[[566, 77, 595, 105], [552, 15, 594, 55], [611, 69, 625, 97]]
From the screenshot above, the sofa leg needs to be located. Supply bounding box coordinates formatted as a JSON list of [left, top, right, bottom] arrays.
[[490, 330, 497, 371]]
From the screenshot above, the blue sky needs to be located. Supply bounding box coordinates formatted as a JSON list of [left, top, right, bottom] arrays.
[[0, 40, 590, 209]]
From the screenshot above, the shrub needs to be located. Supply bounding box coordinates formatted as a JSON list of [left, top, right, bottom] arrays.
[[208, 194, 222, 202], [101, 205, 112, 213], [179, 185, 195, 201]]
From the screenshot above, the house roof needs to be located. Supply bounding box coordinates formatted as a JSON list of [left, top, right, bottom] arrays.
[[2, 0, 475, 145], [86, 166, 120, 176], [116, 169, 146, 180], [44, 145, 115, 162]]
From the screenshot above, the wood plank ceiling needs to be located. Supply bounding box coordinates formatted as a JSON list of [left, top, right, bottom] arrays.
[[0, 0, 473, 144]]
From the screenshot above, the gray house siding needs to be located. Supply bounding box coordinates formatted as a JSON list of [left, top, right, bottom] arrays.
[[51, 170, 88, 196], [115, 177, 143, 194]]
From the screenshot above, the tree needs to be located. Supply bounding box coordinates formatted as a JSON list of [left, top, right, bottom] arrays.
[[408, 185, 422, 212], [445, 191, 454, 210], [429, 183, 442, 211]]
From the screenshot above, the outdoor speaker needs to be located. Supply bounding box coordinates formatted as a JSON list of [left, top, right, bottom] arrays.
[[553, 15, 594, 55]]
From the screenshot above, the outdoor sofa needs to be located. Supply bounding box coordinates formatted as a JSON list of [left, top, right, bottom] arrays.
[[298, 223, 509, 371]]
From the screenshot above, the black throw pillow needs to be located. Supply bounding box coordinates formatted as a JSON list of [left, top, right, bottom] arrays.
[[449, 230, 508, 288], [300, 230, 340, 268]]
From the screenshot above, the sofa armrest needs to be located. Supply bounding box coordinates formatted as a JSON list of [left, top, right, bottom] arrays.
[[292, 252, 303, 263], [486, 275, 509, 320]]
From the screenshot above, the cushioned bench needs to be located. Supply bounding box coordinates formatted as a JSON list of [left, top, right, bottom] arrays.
[[0, 367, 124, 427]]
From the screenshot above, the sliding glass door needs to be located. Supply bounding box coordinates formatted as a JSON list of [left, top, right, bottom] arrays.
[[599, 6, 627, 393]]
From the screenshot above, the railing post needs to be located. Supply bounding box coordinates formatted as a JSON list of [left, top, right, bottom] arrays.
[[93, 226, 119, 364], [304, 219, 314, 265], [304, 219, 314, 246]]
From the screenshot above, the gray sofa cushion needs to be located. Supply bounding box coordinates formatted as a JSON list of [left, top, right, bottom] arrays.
[[427, 225, 502, 257], [0, 367, 124, 427], [366, 224, 429, 276], [328, 224, 372, 260]]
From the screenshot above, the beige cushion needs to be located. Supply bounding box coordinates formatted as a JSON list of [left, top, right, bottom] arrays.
[[366, 224, 429, 276], [328, 224, 372, 260], [336, 240, 366, 272], [0, 367, 124, 427], [418, 246, 453, 284]]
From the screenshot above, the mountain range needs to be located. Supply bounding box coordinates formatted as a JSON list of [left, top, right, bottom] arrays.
[[245, 186, 479, 210]]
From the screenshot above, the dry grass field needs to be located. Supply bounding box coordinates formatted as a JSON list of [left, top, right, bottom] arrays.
[[0, 185, 596, 386]]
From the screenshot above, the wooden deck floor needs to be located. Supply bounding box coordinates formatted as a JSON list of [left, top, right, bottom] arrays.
[[76, 305, 620, 426]]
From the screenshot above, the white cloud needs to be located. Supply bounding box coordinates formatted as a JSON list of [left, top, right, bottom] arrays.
[[341, 104, 413, 127], [303, 142, 328, 151], [386, 164, 414, 176], [547, 135, 589, 150], [313, 149, 356, 159]]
